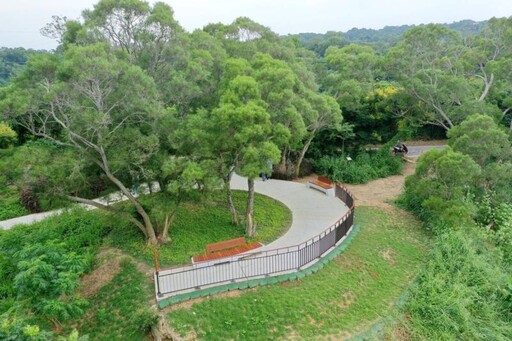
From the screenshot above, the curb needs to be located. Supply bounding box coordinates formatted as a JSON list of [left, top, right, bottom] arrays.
[[157, 224, 361, 309]]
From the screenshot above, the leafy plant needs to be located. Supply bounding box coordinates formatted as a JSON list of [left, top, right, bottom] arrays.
[[313, 150, 403, 184]]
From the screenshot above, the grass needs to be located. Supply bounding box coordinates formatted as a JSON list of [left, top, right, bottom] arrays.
[[166, 206, 429, 340], [0, 189, 291, 339], [106, 190, 292, 267], [77, 258, 155, 340], [0, 185, 28, 221]]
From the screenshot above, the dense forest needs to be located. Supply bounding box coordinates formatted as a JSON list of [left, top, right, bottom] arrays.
[[0, 0, 511, 339], [295, 19, 488, 54]]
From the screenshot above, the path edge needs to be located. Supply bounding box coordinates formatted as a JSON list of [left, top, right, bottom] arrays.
[[157, 223, 361, 309]]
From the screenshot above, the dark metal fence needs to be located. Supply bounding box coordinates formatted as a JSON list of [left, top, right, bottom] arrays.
[[155, 183, 355, 298]]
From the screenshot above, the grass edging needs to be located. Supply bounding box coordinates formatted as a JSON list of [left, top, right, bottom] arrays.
[[157, 223, 360, 309]]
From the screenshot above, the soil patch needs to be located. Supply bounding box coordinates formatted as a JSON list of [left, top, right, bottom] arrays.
[[346, 162, 415, 210], [78, 248, 124, 297]]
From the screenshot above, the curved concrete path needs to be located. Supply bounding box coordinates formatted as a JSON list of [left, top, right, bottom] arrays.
[[231, 174, 348, 250], [155, 175, 349, 299]]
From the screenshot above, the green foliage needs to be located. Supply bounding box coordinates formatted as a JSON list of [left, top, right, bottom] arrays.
[[313, 150, 403, 184], [400, 227, 512, 340], [0, 122, 16, 148], [168, 207, 428, 340], [0, 312, 53, 340], [0, 47, 46, 87], [400, 147, 480, 225], [108, 190, 291, 266], [14, 241, 89, 300], [0, 141, 98, 218], [0, 208, 109, 320], [0, 186, 28, 221], [78, 259, 155, 340], [448, 113, 512, 167]]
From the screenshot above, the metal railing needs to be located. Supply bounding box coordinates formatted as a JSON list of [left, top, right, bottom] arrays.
[[155, 182, 355, 298]]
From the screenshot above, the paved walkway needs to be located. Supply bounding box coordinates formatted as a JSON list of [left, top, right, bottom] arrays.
[[0, 183, 159, 230], [231, 174, 347, 250], [156, 174, 349, 299], [406, 145, 446, 157]]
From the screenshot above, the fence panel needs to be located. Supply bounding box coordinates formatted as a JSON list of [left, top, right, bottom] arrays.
[[157, 183, 355, 297]]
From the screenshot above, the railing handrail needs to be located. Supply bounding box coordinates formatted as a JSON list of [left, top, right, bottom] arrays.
[[158, 182, 354, 272]]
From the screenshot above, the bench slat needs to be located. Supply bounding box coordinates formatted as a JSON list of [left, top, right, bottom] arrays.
[[310, 180, 333, 189], [206, 237, 246, 253], [317, 176, 333, 185], [193, 242, 262, 263]]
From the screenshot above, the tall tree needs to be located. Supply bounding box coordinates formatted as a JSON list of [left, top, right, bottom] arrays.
[[385, 25, 469, 130], [1, 44, 165, 245], [204, 74, 283, 235]]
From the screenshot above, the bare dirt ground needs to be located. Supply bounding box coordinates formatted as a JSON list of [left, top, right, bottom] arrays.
[[295, 160, 416, 210], [346, 161, 415, 210]]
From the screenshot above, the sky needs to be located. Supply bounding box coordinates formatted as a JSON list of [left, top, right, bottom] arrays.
[[1, 0, 511, 50]]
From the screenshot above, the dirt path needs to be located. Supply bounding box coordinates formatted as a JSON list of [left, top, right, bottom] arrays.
[[345, 161, 415, 210]]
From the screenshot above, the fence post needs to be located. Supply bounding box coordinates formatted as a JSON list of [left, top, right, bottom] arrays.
[[153, 247, 163, 297]]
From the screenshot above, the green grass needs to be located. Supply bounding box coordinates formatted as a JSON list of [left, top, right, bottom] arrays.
[[166, 206, 429, 340], [78, 258, 155, 340], [107, 190, 292, 267], [0, 185, 28, 220]]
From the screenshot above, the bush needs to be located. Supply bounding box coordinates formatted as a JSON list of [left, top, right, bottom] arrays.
[[0, 122, 17, 148], [130, 308, 159, 333], [312, 150, 403, 184]]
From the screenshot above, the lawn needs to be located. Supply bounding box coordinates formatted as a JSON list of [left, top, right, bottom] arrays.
[[106, 190, 292, 267], [166, 206, 429, 340]]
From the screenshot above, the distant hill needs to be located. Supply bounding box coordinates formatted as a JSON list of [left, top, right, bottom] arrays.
[[294, 19, 488, 55], [0, 47, 46, 87], [345, 19, 487, 44]]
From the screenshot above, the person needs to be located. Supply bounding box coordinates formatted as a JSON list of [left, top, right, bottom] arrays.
[[401, 143, 408, 155], [261, 159, 272, 181], [392, 140, 401, 156]]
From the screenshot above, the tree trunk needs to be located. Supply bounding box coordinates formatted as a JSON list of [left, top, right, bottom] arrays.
[[245, 178, 255, 237], [478, 73, 494, 102], [97, 148, 158, 245], [224, 169, 239, 225], [277, 147, 288, 175], [295, 133, 316, 179], [159, 214, 172, 244], [68, 195, 149, 239]]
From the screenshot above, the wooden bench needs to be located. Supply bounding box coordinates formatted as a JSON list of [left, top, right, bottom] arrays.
[[192, 237, 262, 263], [206, 237, 246, 253], [307, 176, 335, 197]]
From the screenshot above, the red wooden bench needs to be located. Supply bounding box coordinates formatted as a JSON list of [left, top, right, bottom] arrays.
[[307, 176, 335, 197], [192, 237, 262, 263]]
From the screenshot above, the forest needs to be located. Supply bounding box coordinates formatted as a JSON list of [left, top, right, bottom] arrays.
[[0, 0, 511, 339]]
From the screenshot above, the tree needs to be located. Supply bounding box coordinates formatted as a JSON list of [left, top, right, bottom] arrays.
[[448, 113, 512, 202], [448, 114, 512, 167], [385, 25, 470, 130], [250, 53, 306, 177], [294, 92, 341, 177], [403, 147, 481, 226], [1, 44, 165, 245], [176, 63, 285, 232]]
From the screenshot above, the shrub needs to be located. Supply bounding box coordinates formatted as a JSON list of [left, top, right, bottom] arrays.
[[312, 150, 403, 184], [0, 122, 17, 148]]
